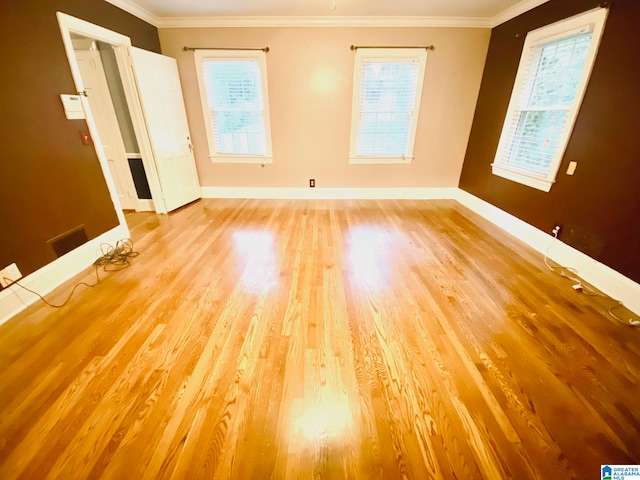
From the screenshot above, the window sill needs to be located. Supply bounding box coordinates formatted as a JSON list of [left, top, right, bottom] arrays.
[[491, 164, 553, 192], [349, 156, 413, 165], [210, 155, 273, 165]]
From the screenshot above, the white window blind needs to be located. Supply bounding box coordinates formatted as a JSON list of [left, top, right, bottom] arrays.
[[504, 31, 593, 174], [492, 8, 608, 191], [203, 60, 266, 155], [349, 48, 427, 164], [194, 50, 273, 163], [356, 60, 419, 157]]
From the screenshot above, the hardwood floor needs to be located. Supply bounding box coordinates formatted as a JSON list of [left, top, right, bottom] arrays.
[[0, 199, 638, 479]]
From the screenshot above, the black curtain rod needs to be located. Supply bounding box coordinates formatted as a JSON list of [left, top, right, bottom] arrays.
[[350, 45, 435, 51], [183, 46, 270, 53]]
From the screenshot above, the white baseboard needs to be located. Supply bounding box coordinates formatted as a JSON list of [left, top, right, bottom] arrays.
[[5, 190, 637, 324], [455, 189, 640, 316], [0, 223, 130, 326], [201, 186, 459, 200], [135, 199, 154, 211]]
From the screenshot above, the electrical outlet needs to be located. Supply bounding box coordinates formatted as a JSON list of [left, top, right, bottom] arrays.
[[552, 224, 563, 237], [0, 263, 22, 288], [309, 179, 315, 188], [79, 130, 93, 146]]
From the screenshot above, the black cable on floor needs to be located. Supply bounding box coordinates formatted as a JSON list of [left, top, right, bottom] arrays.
[[93, 239, 139, 271], [1, 239, 138, 309]]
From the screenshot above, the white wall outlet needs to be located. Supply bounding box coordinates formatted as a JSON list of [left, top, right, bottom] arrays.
[[566, 161, 577, 175], [0, 263, 22, 288]]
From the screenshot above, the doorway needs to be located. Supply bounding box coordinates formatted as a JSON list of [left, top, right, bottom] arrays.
[[71, 35, 154, 212], [58, 12, 201, 219], [58, 12, 166, 222]]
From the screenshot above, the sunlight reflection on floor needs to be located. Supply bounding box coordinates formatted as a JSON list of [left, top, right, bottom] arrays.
[[232, 230, 279, 294], [291, 396, 354, 445], [347, 226, 390, 290]]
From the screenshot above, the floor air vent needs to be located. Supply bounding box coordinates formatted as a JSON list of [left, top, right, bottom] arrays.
[[48, 225, 88, 258]]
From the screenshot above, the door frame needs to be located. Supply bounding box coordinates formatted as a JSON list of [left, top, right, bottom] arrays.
[[57, 12, 169, 214]]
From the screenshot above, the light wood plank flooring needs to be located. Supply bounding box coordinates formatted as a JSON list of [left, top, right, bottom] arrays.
[[1, 199, 639, 479]]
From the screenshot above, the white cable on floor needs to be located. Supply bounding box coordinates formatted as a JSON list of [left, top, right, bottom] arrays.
[[543, 232, 638, 327]]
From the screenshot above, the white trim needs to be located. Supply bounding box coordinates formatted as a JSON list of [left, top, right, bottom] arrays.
[[491, 164, 553, 192], [5, 188, 637, 324], [135, 199, 155, 211], [455, 190, 640, 316], [490, 0, 552, 27], [210, 156, 273, 164], [201, 187, 458, 200], [349, 156, 414, 165], [157, 15, 492, 29], [0, 224, 130, 326], [103, 0, 160, 26], [100, 0, 550, 29], [57, 13, 129, 227]]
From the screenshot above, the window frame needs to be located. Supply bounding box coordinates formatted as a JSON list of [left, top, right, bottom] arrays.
[[491, 8, 608, 191], [348, 48, 428, 165], [193, 49, 273, 164]]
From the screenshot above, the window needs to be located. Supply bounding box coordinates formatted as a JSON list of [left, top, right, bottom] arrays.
[[349, 48, 428, 164], [492, 8, 608, 191], [194, 50, 273, 163]]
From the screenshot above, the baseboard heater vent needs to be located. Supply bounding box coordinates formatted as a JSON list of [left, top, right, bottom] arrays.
[[48, 225, 88, 258], [565, 225, 606, 260]]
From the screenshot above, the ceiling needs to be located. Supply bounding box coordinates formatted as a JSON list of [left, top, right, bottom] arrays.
[[105, 0, 550, 27]]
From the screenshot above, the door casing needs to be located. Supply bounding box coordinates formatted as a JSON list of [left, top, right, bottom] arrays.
[[57, 11, 170, 215]]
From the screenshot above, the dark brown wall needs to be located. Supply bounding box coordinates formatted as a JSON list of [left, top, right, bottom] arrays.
[[0, 1, 160, 285], [459, 0, 640, 283]]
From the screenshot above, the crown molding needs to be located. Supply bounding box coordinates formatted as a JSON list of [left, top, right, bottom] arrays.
[[490, 0, 551, 27], [104, 0, 160, 26], [156, 15, 492, 28], [103, 0, 551, 30]]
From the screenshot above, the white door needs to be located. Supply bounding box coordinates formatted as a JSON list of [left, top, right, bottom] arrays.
[[75, 47, 138, 210], [130, 47, 201, 213]]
